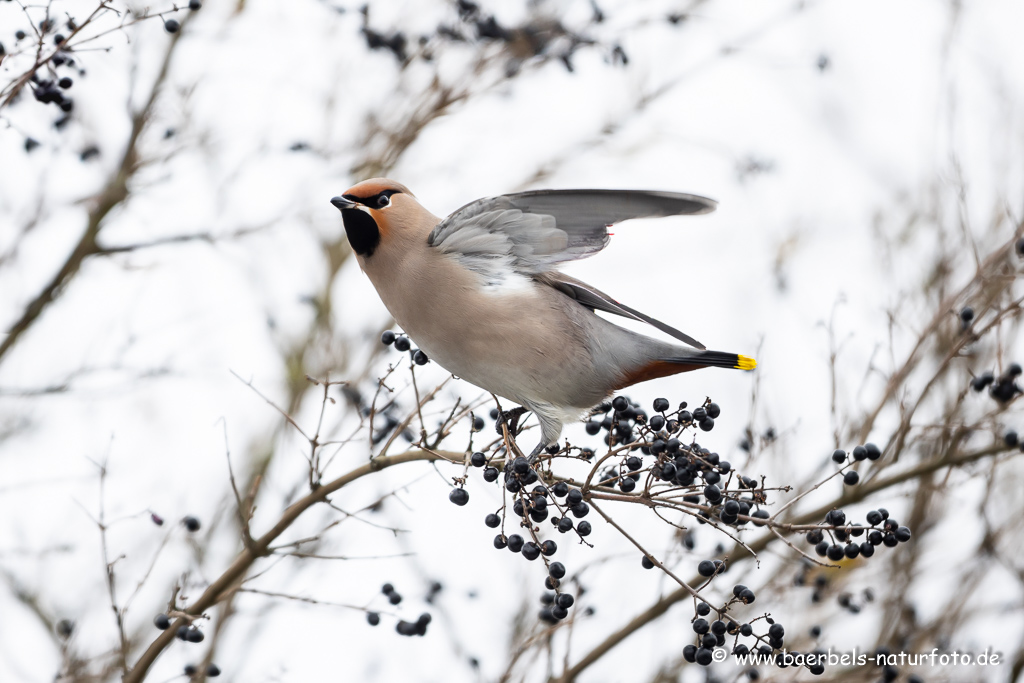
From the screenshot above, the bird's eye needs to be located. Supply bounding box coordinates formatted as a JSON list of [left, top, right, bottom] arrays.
[[377, 194, 391, 208]]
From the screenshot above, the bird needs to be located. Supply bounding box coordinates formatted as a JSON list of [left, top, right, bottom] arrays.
[[330, 178, 755, 460]]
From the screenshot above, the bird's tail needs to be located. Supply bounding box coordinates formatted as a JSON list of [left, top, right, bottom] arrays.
[[613, 350, 756, 390], [666, 350, 757, 371]]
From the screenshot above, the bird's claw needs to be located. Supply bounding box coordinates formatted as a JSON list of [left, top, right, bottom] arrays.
[[495, 406, 528, 437]]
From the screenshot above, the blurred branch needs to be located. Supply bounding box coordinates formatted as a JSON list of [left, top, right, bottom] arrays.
[[123, 445, 462, 683], [0, 25, 184, 365]]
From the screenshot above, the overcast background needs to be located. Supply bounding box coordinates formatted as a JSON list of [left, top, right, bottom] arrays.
[[2, 0, 1023, 681]]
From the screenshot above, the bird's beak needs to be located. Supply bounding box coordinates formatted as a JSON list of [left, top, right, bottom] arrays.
[[330, 195, 358, 211]]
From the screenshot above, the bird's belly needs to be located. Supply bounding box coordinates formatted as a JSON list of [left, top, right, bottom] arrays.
[[385, 280, 602, 411]]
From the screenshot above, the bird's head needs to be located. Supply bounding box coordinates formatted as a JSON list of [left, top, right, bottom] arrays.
[[330, 178, 419, 258]]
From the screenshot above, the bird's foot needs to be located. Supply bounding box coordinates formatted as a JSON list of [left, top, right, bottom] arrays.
[[495, 406, 528, 438]]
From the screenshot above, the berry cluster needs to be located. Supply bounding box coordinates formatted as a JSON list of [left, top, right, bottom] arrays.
[[356, 0, 626, 74], [183, 663, 220, 678], [681, 594, 825, 674], [971, 363, 1021, 403], [381, 330, 429, 366], [829, 443, 882, 486], [363, 582, 432, 636], [807, 508, 911, 562]]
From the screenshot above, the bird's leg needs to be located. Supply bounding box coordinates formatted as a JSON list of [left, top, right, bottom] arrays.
[[526, 440, 547, 465], [495, 406, 528, 437]]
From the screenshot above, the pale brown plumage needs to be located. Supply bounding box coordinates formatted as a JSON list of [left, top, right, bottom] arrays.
[[331, 178, 755, 458]]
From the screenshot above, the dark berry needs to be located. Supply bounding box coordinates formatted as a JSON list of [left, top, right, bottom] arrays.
[[507, 534, 524, 552], [971, 371, 995, 392], [413, 350, 428, 365], [183, 516, 201, 532], [825, 509, 846, 526], [612, 396, 628, 411], [512, 456, 530, 474], [826, 544, 845, 561], [831, 449, 846, 463], [185, 628, 204, 643], [585, 421, 601, 435], [577, 521, 592, 536], [367, 612, 380, 626], [154, 614, 171, 630], [860, 542, 875, 557], [768, 623, 784, 640], [470, 451, 486, 467], [184, 665, 197, 676], [388, 592, 402, 605], [189, 0, 203, 8], [56, 619, 74, 638], [852, 445, 867, 460], [843, 543, 860, 559], [449, 488, 469, 506], [555, 593, 574, 608], [699, 417, 714, 432], [493, 534, 507, 549], [164, 19, 180, 33], [693, 618, 709, 634], [394, 336, 411, 352], [484, 513, 500, 528], [206, 664, 221, 677], [703, 484, 721, 502], [58, 77, 73, 89], [706, 403, 721, 418], [683, 644, 697, 662], [521, 542, 540, 560], [566, 488, 583, 505], [695, 648, 713, 665], [697, 560, 717, 577], [843, 470, 859, 486], [381, 330, 396, 345], [894, 526, 912, 542], [864, 442, 881, 460], [1005, 431, 1019, 447], [482, 466, 498, 482]]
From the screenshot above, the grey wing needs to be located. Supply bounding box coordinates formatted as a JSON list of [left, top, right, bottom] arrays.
[[427, 189, 715, 277], [539, 272, 706, 350]]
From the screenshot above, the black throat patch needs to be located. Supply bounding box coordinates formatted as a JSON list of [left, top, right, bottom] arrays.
[[341, 209, 381, 257]]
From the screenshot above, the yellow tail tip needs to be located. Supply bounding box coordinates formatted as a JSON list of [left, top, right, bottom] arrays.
[[735, 355, 757, 371]]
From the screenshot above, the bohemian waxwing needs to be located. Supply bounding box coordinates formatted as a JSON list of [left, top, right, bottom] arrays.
[[331, 178, 755, 459]]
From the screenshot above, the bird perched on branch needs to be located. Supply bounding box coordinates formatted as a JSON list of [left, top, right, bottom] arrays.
[[331, 179, 755, 459]]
